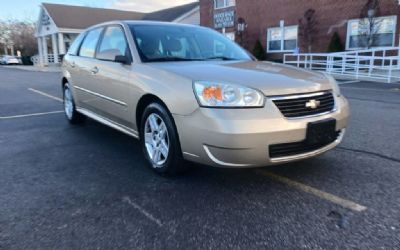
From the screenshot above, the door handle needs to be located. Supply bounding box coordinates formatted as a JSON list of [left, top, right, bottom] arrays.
[[70, 61, 75, 68], [91, 66, 99, 74]]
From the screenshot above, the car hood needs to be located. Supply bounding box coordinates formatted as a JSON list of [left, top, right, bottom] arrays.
[[148, 60, 332, 96]]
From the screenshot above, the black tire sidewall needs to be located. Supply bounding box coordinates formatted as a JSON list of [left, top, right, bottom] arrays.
[[140, 103, 182, 174]]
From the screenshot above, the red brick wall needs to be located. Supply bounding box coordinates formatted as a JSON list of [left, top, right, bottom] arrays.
[[200, 0, 400, 60]]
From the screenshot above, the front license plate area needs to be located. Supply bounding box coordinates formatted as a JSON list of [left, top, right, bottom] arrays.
[[306, 119, 337, 145]]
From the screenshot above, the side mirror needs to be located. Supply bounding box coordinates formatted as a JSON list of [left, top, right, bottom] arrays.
[[114, 55, 130, 65]]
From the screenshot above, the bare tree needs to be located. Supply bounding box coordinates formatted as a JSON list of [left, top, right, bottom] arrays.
[[0, 21, 11, 54], [299, 9, 318, 53], [358, 0, 382, 49], [0, 20, 37, 56], [9, 21, 38, 56]]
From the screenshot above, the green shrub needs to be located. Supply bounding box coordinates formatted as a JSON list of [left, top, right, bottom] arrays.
[[252, 40, 266, 60], [327, 32, 344, 53], [21, 56, 33, 65]]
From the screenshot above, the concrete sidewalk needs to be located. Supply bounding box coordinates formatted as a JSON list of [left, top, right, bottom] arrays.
[[2, 65, 61, 73]]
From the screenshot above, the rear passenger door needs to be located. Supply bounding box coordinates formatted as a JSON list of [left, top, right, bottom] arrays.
[[92, 25, 133, 126], [73, 27, 104, 112], [62, 32, 86, 107]]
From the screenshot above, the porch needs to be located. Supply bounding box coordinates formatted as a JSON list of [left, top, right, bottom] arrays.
[[34, 32, 77, 66]]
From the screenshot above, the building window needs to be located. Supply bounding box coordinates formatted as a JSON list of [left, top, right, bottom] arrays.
[[214, 0, 235, 9], [267, 25, 298, 52], [346, 16, 397, 50]]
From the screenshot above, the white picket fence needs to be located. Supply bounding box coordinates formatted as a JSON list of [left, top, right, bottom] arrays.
[[284, 47, 400, 83], [31, 54, 62, 66]]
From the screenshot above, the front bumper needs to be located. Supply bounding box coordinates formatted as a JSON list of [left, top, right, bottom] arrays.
[[173, 95, 350, 168]]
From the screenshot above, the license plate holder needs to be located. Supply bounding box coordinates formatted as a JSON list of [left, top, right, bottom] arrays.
[[306, 119, 337, 145]]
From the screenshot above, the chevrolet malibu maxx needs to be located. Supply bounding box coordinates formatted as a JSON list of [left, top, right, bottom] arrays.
[[61, 21, 349, 175]]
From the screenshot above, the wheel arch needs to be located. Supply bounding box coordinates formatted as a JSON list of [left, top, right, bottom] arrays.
[[136, 94, 169, 132], [136, 94, 183, 157], [62, 77, 68, 89]]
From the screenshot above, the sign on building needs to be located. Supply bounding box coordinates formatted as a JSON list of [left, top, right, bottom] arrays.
[[214, 11, 235, 29]]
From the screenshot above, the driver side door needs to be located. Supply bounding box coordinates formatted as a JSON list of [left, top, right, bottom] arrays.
[[91, 25, 133, 127]]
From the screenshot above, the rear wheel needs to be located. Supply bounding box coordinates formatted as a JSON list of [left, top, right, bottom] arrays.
[[140, 103, 186, 175], [63, 83, 86, 124]]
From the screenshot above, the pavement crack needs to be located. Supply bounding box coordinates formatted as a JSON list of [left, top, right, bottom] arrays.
[[122, 196, 163, 227], [337, 146, 400, 164]]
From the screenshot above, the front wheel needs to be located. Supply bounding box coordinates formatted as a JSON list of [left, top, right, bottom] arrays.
[[63, 83, 86, 124], [140, 103, 186, 175]]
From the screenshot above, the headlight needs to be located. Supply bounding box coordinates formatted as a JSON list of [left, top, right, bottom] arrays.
[[324, 74, 341, 97], [193, 81, 264, 108]]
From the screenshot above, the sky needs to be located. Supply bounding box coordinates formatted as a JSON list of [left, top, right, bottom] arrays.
[[0, 0, 196, 21]]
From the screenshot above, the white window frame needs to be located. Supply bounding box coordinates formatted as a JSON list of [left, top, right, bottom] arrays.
[[224, 32, 235, 41], [345, 15, 397, 50], [267, 25, 298, 53], [214, 0, 236, 10]]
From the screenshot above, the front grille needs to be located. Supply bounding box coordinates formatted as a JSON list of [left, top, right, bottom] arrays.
[[269, 131, 340, 158], [272, 92, 335, 118]]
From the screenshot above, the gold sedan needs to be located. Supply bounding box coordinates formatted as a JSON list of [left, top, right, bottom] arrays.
[[61, 21, 349, 175]]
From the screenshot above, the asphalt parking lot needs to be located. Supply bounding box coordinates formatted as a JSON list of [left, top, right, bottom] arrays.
[[1, 66, 400, 250]]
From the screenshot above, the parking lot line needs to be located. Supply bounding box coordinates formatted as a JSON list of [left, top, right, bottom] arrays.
[[257, 170, 367, 212], [0, 111, 64, 119], [341, 86, 399, 93], [28, 88, 63, 102]]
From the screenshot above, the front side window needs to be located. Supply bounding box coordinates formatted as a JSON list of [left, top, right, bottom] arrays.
[[214, 0, 235, 9], [97, 26, 128, 61], [347, 16, 396, 49], [129, 24, 251, 62], [67, 32, 86, 56], [267, 26, 298, 52], [79, 27, 103, 58]]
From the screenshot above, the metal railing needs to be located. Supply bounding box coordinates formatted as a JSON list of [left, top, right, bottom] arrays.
[[31, 54, 62, 66], [284, 47, 400, 83]]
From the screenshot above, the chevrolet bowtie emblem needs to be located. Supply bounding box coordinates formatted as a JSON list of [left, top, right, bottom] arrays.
[[305, 99, 321, 109]]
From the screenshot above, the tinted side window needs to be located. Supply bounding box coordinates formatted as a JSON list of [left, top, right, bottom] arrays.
[[67, 32, 86, 56], [97, 26, 128, 61], [79, 28, 103, 58]]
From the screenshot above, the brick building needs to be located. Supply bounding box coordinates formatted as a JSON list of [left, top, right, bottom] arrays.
[[200, 0, 400, 60]]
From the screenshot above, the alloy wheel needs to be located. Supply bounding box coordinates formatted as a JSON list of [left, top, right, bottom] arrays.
[[144, 113, 170, 167], [64, 87, 73, 120]]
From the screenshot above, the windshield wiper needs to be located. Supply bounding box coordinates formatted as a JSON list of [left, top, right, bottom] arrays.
[[202, 56, 238, 61], [145, 57, 203, 62]]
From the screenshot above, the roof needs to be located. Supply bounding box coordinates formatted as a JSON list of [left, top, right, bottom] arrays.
[[42, 2, 199, 30], [143, 2, 199, 22], [42, 3, 145, 30]]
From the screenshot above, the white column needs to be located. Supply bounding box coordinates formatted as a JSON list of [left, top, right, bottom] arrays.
[[10, 45, 14, 56], [280, 20, 284, 52], [58, 33, 66, 55], [37, 37, 43, 66], [42, 36, 48, 65], [51, 33, 59, 63]]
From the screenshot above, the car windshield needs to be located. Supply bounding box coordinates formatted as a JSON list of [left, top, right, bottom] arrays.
[[129, 24, 252, 63]]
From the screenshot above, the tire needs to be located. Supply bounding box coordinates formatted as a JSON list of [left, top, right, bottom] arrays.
[[140, 102, 186, 175], [63, 83, 86, 124]]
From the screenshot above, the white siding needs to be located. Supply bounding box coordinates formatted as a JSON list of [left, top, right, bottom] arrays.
[[174, 8, 200, 25], [36, 7, 59, 37]]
